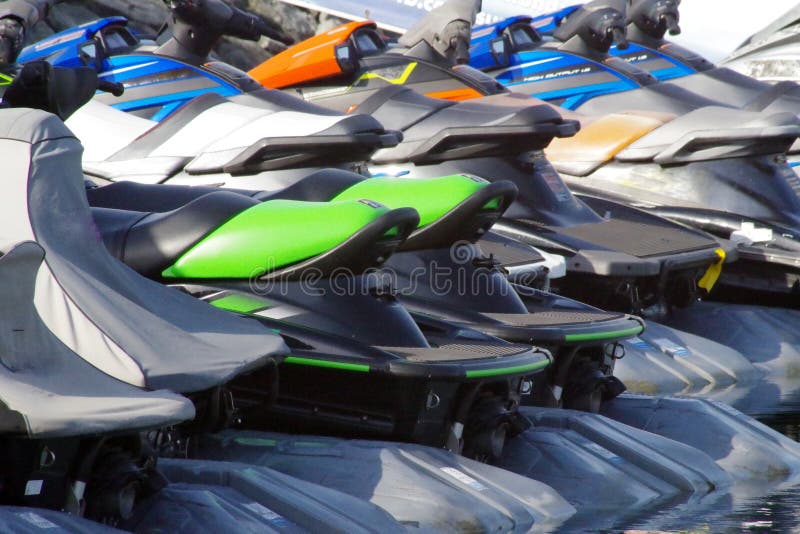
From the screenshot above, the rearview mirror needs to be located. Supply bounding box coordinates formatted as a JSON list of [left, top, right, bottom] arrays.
[[78, 38, 104, 71], [490, 37, 510, 67], [334, 43, 357, 74]]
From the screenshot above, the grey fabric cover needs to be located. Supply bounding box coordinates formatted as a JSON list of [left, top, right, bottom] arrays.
[[0, 242, 193, 438], [0, 108, 288, 392]]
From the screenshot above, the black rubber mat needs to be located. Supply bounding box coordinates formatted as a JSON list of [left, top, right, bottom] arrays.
[[478, 237, 545, 266], [552, 219, 716, 258], [379, 343, 531, 362], [484, 310, 623, 326]]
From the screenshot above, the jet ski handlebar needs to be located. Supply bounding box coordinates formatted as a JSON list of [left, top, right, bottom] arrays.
[[553, 1, 629, 52], [98, 79, 125, 97], [165, 0, 293, 45], [628, 0, 681, 39], [0, 0, 60, 63], [3, 60, 123, 119]]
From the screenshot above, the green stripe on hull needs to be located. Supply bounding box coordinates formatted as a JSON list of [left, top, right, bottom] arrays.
[[210, 294, 268, 314], [466, 359, 550, 378], [284, 356, 370, 373], [565, 325, 644, 343]]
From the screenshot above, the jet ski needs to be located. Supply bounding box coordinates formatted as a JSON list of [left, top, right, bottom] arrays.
[[465, 0, 796, 118], [545, 0, 800, 115], [461, 2, 800, 304], [720, 3, 800, 82], [0, 232, 190, 523], [0, 58, 293, 434]]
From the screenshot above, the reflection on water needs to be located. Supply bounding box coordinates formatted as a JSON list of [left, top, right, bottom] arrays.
[[620, 486, 800, 533]]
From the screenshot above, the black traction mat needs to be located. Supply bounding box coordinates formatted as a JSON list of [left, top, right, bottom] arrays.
[[484, 309, 624, 326], [478, 236, 545, 266], [551, 219, 716, 258]]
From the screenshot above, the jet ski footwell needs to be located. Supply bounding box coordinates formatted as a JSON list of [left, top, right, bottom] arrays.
[[195, 394, 800, 531]]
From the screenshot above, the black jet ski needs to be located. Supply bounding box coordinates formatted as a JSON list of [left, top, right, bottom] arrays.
[[464, 0, 800, 304]]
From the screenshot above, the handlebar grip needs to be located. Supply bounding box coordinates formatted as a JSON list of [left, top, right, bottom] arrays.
[[610, 26, 628, 50], [228, 9, 294, 44], [663, 14, 681, 36], [226, 9, 262, 41], [253, 17, 294, 45], [98, 80, 125, 97]]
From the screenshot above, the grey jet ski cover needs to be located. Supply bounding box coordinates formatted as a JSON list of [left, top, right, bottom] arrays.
[[0, 108, 288, 393], [0, 241, 192, 438]]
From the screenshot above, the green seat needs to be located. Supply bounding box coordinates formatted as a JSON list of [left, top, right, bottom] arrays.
[[163, 199, 396, 278]]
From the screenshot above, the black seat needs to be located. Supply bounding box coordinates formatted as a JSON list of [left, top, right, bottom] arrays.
[[87, 168, 369, 208], [93, 191, 259, 277], [87, 180, 257, 211], [363, 86, 576, 163], [253, 168, 365, 202]]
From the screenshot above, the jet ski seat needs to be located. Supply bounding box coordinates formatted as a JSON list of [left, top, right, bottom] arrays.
[[546, 113, 667, 175], [86, 168, 517, 252], [357, 86, 577, 164], [92, 193, 418, 280], [71, 93, 395, 182], [92, 191, 260, 277], [1, 107, 287, 392]]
